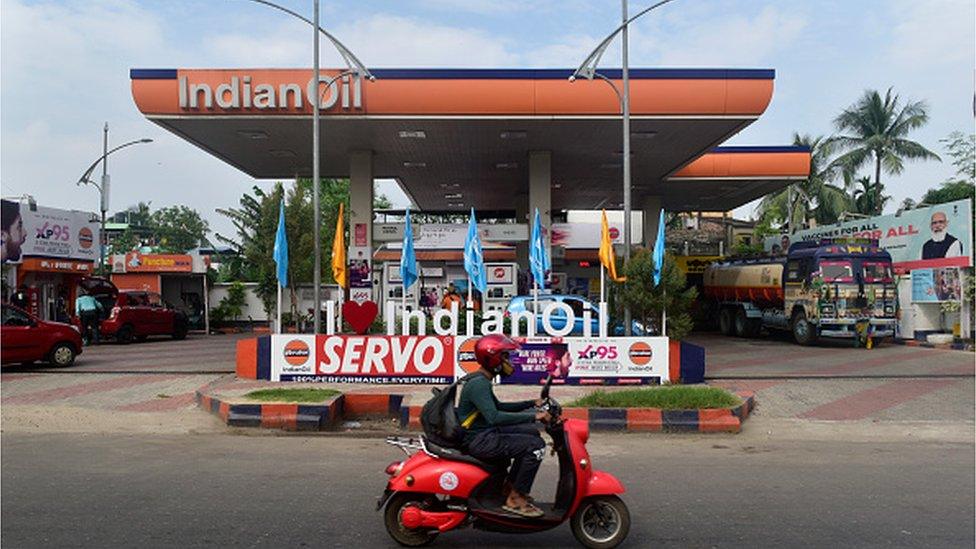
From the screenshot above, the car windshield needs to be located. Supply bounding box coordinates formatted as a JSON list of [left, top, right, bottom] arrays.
[[862, 262, 893, 283], [2, 306, 32, 326], [819, 261, 853, 283]]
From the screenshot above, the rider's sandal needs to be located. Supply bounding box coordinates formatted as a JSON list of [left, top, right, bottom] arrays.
[[502, 502, 544, 518]]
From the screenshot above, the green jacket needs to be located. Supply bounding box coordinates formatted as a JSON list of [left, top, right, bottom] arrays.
[[455, 373, 536, 442]]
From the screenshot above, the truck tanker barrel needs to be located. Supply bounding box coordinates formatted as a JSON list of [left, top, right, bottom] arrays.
[[703, 259, 785, 310]]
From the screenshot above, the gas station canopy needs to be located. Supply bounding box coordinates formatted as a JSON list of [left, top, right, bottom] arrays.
[[131, 68, 809, 213]]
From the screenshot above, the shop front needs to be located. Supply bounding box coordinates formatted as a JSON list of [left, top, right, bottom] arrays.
[[2, 199, 99, 321], [110, 252, 210, 332]]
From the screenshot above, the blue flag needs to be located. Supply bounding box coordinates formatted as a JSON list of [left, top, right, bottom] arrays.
[[400, 208, 419, 290], [464, 208, 487, 294], [529, 208, 550, 288], [652, 208, 666, 286], [273, 199, 288, 287]]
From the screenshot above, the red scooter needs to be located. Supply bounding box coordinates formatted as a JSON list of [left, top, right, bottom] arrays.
[[377, 376, 630, 548]]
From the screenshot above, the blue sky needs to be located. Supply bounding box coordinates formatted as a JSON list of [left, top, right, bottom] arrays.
[[2, 0, 973, 240]]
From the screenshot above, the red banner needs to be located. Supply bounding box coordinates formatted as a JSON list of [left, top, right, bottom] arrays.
[[271, 335, 455, 384]]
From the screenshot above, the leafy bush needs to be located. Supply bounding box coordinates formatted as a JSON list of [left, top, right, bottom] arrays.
[[616, 249, 697, 340]]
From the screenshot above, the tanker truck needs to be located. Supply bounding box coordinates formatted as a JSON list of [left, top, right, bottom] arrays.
[[703, 239, 897, 345]]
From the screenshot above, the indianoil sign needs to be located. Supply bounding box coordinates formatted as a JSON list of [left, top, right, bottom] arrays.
[[178, 72, 363, 112]]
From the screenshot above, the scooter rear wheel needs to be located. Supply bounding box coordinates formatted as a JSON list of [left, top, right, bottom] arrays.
[[384, 492, 439, 547], [570, 495, 630, 549]]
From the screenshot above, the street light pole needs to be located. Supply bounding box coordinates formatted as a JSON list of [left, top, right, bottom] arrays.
[[242, 0, 374, 335], [101, 123, 110, 272], [312, 0, 322, 333], [621, 0, 633, 335], [570, 0, 679, 337], [77, 135, 153, 272]]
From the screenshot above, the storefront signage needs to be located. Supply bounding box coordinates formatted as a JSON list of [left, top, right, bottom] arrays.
[[374, 223, 528, 246], [911, 268, 962, 302], [765, 199, 972, 272], [375, 221, 644, 249], [179, 72, 363, 111], [270, 335, 455, 384], [116, 253, 193, 273], [551, 222, 637, 249], [2, 200, 99, 264], [675, 255, 722, 275], [19, 258, 93, 273], [457, 336, 670, 384]]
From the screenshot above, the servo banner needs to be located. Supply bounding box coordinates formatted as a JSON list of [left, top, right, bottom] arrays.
[[270, 335, 455, 384]]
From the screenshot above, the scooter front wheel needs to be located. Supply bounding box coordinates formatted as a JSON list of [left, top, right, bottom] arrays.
[[570, 495, 631, 549], [384, 492, 439, 547]]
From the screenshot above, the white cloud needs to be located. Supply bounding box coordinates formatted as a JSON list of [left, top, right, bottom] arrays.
[[887, 0, 975, 67], [334, 14, 519, 67]]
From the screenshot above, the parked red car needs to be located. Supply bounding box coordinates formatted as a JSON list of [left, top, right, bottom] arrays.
[[2, 304, 83, 367], [79, 277, 189, 344]]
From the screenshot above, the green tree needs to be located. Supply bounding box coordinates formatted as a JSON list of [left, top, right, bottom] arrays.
[[851, 175, 891, 215], [151, 205, 210, 253], [921, 132, 975, 206], [215, 178, 383, 318], [757, 134, 851, 229], [616, 249, 697, 340], [831, 88, 941, 215]]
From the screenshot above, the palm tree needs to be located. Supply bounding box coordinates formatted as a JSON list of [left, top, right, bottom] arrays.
[[757, 134, 851, 230], [851, 176, 890, 216], [832, 88, 940, 215]]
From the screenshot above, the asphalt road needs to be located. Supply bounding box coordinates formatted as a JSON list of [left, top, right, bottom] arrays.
[[2, 432, 973, 548]]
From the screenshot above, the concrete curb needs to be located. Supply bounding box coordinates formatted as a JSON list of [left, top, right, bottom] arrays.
[[398, 391, 756, 434], [198, 387, 754, 434], [894, 338, 974, 352], [195, 390, 403, 431]]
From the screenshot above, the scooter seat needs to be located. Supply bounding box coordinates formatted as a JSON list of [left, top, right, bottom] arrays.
[[424, 438, 503, 472]]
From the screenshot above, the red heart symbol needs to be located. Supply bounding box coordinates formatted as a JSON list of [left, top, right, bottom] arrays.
[[342, 300, 378, 335]]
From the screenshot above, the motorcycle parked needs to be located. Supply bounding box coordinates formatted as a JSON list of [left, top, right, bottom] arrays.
[[377, 376, 630, 548]]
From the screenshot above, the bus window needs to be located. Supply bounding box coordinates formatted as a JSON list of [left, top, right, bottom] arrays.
[[862, 262, 893, 283], [819, 261, 854, 283]]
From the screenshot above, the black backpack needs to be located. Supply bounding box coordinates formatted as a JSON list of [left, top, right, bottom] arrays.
[[420, 373, 479, 447]]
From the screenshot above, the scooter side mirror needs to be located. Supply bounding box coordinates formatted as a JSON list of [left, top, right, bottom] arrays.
[[541, 374, 553, 400]]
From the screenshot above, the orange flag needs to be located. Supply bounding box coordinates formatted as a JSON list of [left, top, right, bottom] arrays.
[[331, 202, 347, 288], [599, 209, 626, 282]]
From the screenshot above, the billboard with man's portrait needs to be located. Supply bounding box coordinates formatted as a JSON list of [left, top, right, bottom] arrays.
[[765, 199, 972, 273], [1, 200, 100, 265]]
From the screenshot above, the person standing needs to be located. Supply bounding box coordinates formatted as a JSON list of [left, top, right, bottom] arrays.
[[11, 285, 29, 310], [441, 283, 463, 310], [75, 290, 103, 345]]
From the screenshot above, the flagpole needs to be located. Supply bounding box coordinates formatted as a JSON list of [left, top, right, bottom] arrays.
[[600, 264, 605, 304], [337, 290, 343, 333], [276, 282, 282, 334], [662, 287, 667, 337]]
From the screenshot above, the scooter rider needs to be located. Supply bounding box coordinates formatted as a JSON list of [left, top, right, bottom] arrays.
[[456, 334, 551, 518]]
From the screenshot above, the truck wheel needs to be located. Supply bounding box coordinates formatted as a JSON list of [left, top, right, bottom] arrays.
[[719, 309, 734, 336], [791, 311, 818, 346], [734, 308, 749, 337]]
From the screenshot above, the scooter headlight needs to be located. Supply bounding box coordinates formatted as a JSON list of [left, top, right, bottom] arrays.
[[384, 461, 404, 476]]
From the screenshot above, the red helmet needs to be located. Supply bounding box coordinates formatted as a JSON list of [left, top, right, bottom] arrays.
[[474, 334, 520, 373]]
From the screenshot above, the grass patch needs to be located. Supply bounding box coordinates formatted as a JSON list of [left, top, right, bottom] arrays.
[[244, 388, 341, 403], [566, 386, 741, 410]]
